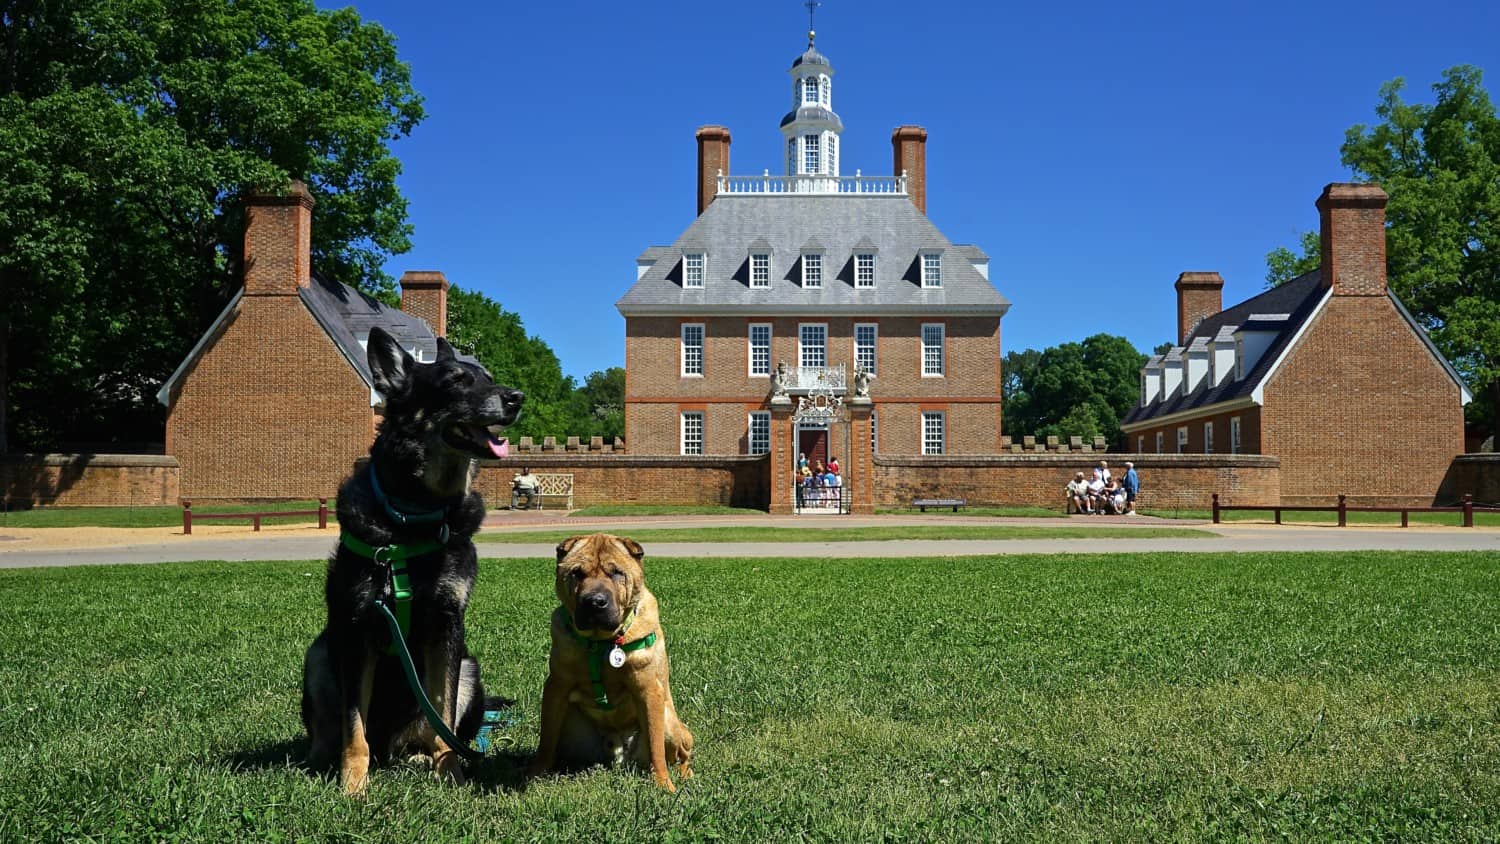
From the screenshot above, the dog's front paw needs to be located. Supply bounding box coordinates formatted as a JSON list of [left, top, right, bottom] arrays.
[[653, 772, 677, 793], [433, 750, 467, 786], [341, 769, 369, 798]]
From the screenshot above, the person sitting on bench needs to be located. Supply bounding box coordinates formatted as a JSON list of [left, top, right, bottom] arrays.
[[1067, 472, 1092, 514], [512, 467, 539, 510]]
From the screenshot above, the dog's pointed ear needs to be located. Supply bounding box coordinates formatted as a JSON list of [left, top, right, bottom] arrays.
[[435, 337, 456, 362], [367, 327, 414, 399], [556, 535, 586, 560], [617, 536, 645, 562]]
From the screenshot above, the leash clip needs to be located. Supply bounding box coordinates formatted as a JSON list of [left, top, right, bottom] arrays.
[[373, 545, 395, 565]]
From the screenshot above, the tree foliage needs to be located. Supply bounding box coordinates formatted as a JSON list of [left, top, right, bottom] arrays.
[[0, 0, 424, 450], [1267, 65, 1500, 431], [1003, 334, 1146, 448], [1264, 230, 1321, 288]]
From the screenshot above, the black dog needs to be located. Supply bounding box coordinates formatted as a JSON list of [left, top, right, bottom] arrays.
[[301, 326, 523, 796]]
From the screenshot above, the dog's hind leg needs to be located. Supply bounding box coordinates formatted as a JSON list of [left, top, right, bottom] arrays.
[[301, 631, 340, 773]]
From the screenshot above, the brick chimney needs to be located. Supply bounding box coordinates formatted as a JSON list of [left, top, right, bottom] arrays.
[[1174, 271, 1224, 344], [1317, 182, 1388, 296], [243, 180, 314, 296], [892, 125, 928, 214], [399, 270, 450, 338], [696, 125, 731, 216]]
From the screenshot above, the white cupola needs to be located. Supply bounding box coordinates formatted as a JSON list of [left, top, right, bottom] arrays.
[[781, 28, 842, 186]]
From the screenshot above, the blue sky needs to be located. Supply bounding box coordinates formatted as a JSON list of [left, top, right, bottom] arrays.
[[323, 0, 1500, 380]]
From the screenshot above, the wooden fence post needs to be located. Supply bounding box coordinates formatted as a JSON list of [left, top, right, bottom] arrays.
[[1463, 493, 1473, 528], [1337, 494, 1347, 527], [318, 497, 328, 530], [1211, 493, 1220, 524], [182, 500, 192, 535]]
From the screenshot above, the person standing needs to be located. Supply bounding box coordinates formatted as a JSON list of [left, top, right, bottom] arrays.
[[1122, 462, 1140, 515]]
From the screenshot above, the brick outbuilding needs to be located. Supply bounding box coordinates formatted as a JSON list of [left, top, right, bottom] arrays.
[[1121, 183, 1471, 505], [156, 182, 455, 500]]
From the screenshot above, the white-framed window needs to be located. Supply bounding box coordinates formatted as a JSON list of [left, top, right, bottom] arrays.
[[921, 323, 945, 377], [681, 323, 704, 377], [683, 253, 705, 288], [1177, 426, 1188, 454], [1230, 416, 1242, 454], [802, 76, 818, 105], [787, 138, 796, 174], [1156, 431, 1164, 454], [855, 253, 876, 288], [748, 323, 771, 377], [1204, 421, 1214, 454], [855, 323, 878, 375], [921, 252, 943, 288], [750, 253, 770, 288], [681, 412, 703, 455], [1137, 435, 1144, 453], [803, 134, 820, 174], [819, 76, 830, 106], [748, 411, 770, 455], [922, 411, 946, 455], [828, 133, 838, 173], [1234, 336, 1244, 381], [799, 323, 827, 369], [871, 409, 878, 454], [802, 252, 823, 288]]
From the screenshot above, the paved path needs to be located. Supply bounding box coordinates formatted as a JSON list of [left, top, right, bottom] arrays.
[[1, 519, 1496, 568]]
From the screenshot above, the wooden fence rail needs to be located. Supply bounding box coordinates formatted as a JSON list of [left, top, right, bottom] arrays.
[[1212, 493, 1492, 528], [183, 498, 329, 534]]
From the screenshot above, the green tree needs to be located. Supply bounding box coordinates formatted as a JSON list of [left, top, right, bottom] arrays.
[[1266, 65, 1500, 431], [446, 285, 585, 440], [579, 367, 625, 441], [0, 0, 424, 451], [1003, 334, 1146, 448], [1264, 230, 1321, 288]]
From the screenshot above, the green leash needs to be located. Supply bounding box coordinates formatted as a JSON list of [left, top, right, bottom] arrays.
[[567, 607, 658, 711], [340, 531, 503, 762]]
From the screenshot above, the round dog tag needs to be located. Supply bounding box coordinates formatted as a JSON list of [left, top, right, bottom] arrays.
[[608, 646, 627, 668]]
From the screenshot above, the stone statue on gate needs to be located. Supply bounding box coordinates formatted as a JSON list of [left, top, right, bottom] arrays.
[[852, 363, 871, 398], [771, 361, 790, 398]]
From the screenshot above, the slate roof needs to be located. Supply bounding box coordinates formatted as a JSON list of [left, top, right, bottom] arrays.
[[1121, 269, 1326, 426], [780, 106, 843, 130], [616, 193, 1010, 316], [792, 47, 830, 68]]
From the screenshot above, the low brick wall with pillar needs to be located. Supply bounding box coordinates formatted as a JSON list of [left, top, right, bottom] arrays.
[[2, 454, 181, 507], [475, 455, 769, 510], [1436, 453, 1500, 507], [872, 453, 1280, 511]]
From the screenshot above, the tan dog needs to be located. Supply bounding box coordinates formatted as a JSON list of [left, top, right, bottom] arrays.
[[529, 534, 694, 791]]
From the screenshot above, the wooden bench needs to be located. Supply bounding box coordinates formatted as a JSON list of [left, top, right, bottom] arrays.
[[533, 473, 574, 510], [913, 498, 965, 513], [182, 499, 328, 534]]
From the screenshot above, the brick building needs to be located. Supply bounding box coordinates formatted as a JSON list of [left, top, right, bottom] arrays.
[[156, 182, 456, 500], [616, 33, 1010, 512], [1121, 183, 1471, 505]]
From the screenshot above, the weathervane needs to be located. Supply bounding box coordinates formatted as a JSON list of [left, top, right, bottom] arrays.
[[805, 0, 820, 46]]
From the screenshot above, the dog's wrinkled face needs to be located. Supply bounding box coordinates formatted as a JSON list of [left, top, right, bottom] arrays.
[[555, 534, 646, 635], [366, 326, 524, 461]]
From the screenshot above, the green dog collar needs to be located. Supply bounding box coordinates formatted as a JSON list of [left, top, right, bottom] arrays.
[[341, 531, 444, 654], [565, 606, 657, 710]]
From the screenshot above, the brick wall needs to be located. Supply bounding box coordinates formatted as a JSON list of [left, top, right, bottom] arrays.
[[625, 314, 1000, 455], [873, 453, 1280, 510], [1437, 453, 1500, 506], [1261, 295, 1465, 506], [164, 296, 374, 500], [2, 454, 180, 507], [1125, 407, 1263, 457], [475, 454, 768, 509]]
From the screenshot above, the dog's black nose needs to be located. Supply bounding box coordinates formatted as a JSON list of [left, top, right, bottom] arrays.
[[583, 591, 610, 610], [502, 389, 524, 409]]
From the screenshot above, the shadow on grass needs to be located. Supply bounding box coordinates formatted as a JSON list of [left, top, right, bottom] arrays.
[[221, 735, 532, 793], [223, 736, 310, 773]]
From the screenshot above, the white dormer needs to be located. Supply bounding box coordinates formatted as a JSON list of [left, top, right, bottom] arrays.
[[1210, 325, 1237, 385], [1162, 347, 1184, 398], [1185, 341, 1210, 393], [1234, 314, 1289, 380], [1141, 355, 1163, 404]]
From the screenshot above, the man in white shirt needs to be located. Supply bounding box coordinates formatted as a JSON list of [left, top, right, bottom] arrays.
[[512, 467, 539, 510]]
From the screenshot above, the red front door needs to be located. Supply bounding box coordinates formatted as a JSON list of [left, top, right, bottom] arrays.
[[798, 428, 828, 472]]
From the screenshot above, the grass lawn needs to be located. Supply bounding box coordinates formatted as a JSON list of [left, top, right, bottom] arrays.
[[566, 504, 767, 517], [476, 525, 1215, 544], [3, 552, 1498, 840], [0, 500, 330, 529], [1142, 507, 1500, 527], [877, 505, 1066, 518]]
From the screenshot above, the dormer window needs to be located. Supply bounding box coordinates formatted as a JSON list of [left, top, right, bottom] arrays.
[[750, 252, 770, 288], [1235, 336, 1244, 381], [921, 252, 943, 288], [802, 77, 818, 105], [683, 253, 705, 288], [802, 252, 823, 288], [855, 253, 876, 288]]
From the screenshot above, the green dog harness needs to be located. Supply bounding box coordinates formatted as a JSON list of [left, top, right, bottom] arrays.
[[567, 606, 658, 711], [339, 531, 443, 654]]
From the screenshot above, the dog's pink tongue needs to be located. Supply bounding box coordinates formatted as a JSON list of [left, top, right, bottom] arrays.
[[489, 437, 509, 458]]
